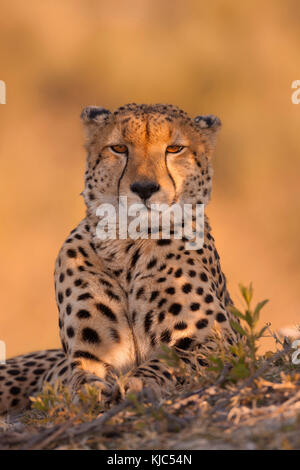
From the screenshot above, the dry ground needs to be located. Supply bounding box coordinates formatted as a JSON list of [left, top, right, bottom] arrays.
[[0, 343, 299, 450]]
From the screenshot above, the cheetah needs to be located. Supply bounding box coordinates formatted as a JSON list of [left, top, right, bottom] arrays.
[[0, 103, 238, 414]]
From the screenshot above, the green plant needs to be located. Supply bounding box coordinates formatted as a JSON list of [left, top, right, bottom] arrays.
[[208, 283, 269, 381], [24, 381, 102, 425]]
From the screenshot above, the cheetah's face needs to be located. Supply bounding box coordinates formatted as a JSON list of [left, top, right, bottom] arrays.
[[81, 104, 221, 213]]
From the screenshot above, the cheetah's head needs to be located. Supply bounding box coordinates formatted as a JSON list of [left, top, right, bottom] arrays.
[[81, 103, 221, 213]]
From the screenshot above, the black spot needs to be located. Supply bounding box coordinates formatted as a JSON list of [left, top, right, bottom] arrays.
[[66, 269, 73, 276], [78, 246, 88, 257], [157, 277, 166, 283], [182, 283, 192, 294], [78, 293, 92, 301], [150, 334, 157, 347], [150, 291, 159, 302], [131, 249, 141, 268], [11, 398, 20, 407], [158, 298, 167, 308], [33, 368, 45, 375], [158, 263, 167, 271], [196, 318, 209, 329], [147, 258, 157, 269], [196, 287, 204, 295], [59, 273, 65, 283], [7, 369, 20, 376], [66, 304, 72, 315], [144, 311, 153, 332], [200, 272, 208, 282], [71, 361, 80, 370], [99, 279, 113, 288], [65, 288, 72, 297], [160, 329, 171, 343], [105, 289, 120, 301], [216, 312, 227, 323], [15, 376, 26, 382], [56, 367, 67, 378], [136, 287, 144, 299], [163, 371, 172, 380], [82, 327, 100, 344], [197, 358, 209, 367], [10, 386, 21, 395], [58, 292, 64, 304], [74, 279, 82, 286], [175, 337, 193, 350], [96, 303, 117, 322], [110, 328, 120, 342], [205, 294, 213, 303], [125, 242, 134, 253], [174, 321, 187, 330], [73, 351, 100, 362], [174, 268, 183, 278], [158, 311, 165, 323], [157, 239, 172, 246], [188, 270, 196, 278], [67, 249, 77, 258], [113, 269, 123, 277], [190, 303, 200, 311], [169, 303, 182, 315], [67, 327, 75, 338], [165, 287, 175, 295], [77, 309, 91, 319]]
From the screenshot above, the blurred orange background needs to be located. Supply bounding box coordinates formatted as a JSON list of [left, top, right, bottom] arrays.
[[0, 0, 299, 357]]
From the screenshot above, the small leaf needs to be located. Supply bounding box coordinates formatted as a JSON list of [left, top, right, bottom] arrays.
[[228, 305, 246, 320], [239, 282, 253, 306], [256, 324, 269, 339], [231, 362, 250, 379], [253, 299, 269, 324], [230, 320, 247, 336], [245, 310, 253, 327]]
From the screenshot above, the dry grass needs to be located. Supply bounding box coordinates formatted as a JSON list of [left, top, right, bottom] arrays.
[[1, 286, 300, 450], [0, 343, 299, 450]]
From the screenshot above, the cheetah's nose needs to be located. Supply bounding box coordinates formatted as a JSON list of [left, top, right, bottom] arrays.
[[130, 180, 160, 201]]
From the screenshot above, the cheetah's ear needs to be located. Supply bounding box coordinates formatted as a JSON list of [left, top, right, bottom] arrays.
[[80, 106, 111, 144], [193, 114, 222, 157], [194, 114, 221, 131], [80, 106, 111, 124]]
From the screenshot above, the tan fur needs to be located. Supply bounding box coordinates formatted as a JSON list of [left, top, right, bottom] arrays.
[[0, 104, 237, 414]]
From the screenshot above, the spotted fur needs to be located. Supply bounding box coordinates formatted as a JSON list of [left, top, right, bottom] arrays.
[[0, 103, 237, 413]]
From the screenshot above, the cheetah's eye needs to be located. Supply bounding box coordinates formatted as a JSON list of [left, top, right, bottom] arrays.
[[110, 145, 128, 154], [166, 145, 184, 154]]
